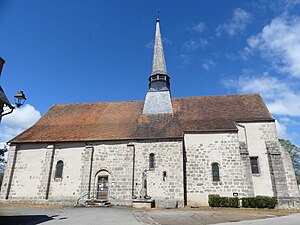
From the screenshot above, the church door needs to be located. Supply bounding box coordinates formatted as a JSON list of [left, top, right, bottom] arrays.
[[96, 175, 109, 200]]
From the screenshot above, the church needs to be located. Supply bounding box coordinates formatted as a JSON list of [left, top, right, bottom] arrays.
[[0, 18, 299, 208]]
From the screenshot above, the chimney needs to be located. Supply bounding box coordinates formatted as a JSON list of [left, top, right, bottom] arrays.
[[0, 57, 5, 77]]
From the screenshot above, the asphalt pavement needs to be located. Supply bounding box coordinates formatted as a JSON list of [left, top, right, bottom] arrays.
[[0, 204, 300, 225]]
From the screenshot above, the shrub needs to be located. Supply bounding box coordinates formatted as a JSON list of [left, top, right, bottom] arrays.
[[208, 194, 221, 207], [208, 194, 239, 208], [242, 196, 277, 209]]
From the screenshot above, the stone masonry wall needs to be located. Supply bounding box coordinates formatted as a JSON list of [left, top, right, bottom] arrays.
[[266, 141, 289, 197], [0, 144, 50, 201], [184, 132, 247, 206], [1, 140, 184, 207], [89, 141, 134, 206], [278, 143, 299, 197], [0, 145, 18, 200], [47, 143, 85, 203], [133, 140, 184, 208], [238, 122, 275, 196]]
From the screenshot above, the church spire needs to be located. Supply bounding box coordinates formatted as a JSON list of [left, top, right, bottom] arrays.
[[143, 15, 173, 114], [147, 16, 170, 92], [151, 15, 167, 76]]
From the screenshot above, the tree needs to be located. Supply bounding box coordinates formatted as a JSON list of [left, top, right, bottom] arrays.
[[279, 139, 300, 184]]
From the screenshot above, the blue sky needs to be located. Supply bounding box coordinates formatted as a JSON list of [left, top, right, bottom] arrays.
[[0, 0, 300, 145]]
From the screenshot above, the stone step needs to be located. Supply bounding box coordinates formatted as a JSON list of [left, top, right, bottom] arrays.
[[82, 199, 112, 207]]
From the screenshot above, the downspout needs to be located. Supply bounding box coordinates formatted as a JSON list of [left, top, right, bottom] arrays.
[[45, 144, 55, 199], [5, 144, 18, 199], [128, 144, 135, 197], [182, 134, 187, 206], [87, 146, 94, 199]]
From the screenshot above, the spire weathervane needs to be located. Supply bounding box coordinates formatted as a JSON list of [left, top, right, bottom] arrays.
[[157, 10, 160, 21]]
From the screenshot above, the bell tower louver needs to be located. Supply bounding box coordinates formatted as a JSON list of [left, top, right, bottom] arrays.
[[142, 17, 173, 114]]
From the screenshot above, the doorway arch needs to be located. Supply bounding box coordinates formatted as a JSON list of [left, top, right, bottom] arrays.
[[94, 170, 110, 200]]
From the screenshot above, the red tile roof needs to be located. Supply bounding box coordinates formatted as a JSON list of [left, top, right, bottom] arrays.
[[10, 94, 274, 143]]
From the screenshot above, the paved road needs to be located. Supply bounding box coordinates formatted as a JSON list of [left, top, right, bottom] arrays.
[[216, 213, 300, 225], [41, 207, 145, 225], [1, 205, 300, 225]]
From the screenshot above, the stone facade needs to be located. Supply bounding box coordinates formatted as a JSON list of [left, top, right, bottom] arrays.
[[0, 121, 298, 207], [184, 132, 247, 205]]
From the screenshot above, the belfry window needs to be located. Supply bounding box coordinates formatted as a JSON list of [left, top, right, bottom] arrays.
[[55, 160, 64, 178], [149, 153, 155, 170], [250, 157, 259, 174], [212, 163, 220, 182]]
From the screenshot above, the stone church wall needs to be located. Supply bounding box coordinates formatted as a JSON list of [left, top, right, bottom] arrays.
[[133, 140, 184, 207], [0, 144, 48, 201], [1, 121, 298, 207], [0, 139, 184, 206], [184, 132, 246, 206], [87, 141, 134, 206], [47, 143, 85, 203], [278, 143, 299, 197], [237, 122, 275, 197]]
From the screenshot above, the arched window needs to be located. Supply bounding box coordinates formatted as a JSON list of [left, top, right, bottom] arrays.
[[212, 163, 220, 182], [163, 171, 167, 181], [55, 160, 64, 178], [149, 153, 155, 170]]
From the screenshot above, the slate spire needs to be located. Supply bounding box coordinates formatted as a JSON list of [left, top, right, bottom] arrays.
[[143, 16, 173, 114], [147, 17, 170, 92], [151, 17, 167, 76]]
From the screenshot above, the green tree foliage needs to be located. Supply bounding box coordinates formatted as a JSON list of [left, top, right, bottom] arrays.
[[279, 139, 300, 184]]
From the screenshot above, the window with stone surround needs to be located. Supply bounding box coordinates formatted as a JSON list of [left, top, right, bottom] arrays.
[[55, 160, 64, 178], [149, 153, 155, 170], [250, 157, 259, 174], [212, 163, 220, 182]]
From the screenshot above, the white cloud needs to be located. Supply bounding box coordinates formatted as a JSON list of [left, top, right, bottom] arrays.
[[183, 39, 208, 51], [275, 120, 290, 139], [223, 75, 300, 117], [216, 8, 251, 36], [248, 15, 300, 77], [0, 104, 41, 142], [202, 59, 217, 71], [193, 22, 205, 33], [279, 116, 300, 125]]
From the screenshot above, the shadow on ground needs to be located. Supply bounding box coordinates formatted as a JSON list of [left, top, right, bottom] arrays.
[[0, 215, 54, 225]]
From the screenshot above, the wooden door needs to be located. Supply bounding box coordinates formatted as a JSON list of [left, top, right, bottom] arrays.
[[97, 175, 108, 200]]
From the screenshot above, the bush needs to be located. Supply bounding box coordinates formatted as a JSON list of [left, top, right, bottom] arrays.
[[209, 195, 277, 209], [208, 194, 239, 208], [242, 196, 277, 209]]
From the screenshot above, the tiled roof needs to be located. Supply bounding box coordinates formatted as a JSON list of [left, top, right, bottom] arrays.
[[10, 94, 274, 143]]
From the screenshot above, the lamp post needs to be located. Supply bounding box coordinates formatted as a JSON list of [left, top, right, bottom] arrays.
[[0, 57, 26, 123]]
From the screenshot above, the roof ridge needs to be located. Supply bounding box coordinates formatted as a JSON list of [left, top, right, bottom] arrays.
[[171, 93, 260, 100]]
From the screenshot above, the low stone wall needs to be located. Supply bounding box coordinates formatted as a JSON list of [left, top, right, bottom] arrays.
[[277, 197, 300, 210]]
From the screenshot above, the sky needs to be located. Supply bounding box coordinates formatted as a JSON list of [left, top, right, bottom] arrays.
[[0, 0, 300, 146]]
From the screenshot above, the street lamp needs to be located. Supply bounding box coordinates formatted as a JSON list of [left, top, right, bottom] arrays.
[[0, 57, 27, 122], [14, 91, 26, 108]]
